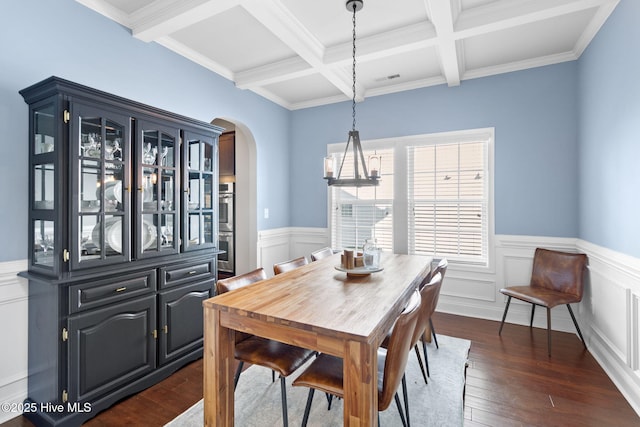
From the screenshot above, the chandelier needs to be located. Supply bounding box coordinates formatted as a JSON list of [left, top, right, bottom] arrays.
[[324, 0, 380, 187]]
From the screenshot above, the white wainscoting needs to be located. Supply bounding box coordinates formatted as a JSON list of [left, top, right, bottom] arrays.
[[0, 260, 28, 424], [575, 239, 640, 417], [257, 227, 330, 277], [259, 229, 640, 416], [2, 231, 638, 421]]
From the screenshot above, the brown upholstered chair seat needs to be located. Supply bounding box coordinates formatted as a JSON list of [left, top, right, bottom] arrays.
[[500, 285, 581, 308], [235, 336, 314, 377], [293, 348, 399, 406], [292, 354, 344, 397]]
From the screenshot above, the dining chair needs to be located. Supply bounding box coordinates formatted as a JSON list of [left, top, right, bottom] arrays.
[[310, 247, 334, 261], [273, 256, 308, 275], [498, 248, 588, 356], [216, 268, 315, 427], [292, 290, 421, 427], [378, 272, 442, 426], [423, 258, 448, 349]]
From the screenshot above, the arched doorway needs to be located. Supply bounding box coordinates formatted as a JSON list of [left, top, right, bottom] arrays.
[[212, 118, 258, 275]]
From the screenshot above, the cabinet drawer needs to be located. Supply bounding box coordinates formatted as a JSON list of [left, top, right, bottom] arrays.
[[160, 259, 214, 289], [69, 270, 156, 314]]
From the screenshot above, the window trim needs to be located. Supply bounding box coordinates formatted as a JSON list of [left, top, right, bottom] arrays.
[[327, 127, 495, 271]]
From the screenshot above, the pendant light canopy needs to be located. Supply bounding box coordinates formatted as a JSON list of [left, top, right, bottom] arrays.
[[324, 0, 380, 187]]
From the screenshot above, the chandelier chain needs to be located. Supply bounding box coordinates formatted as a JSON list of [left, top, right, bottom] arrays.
[[351, 2, 357, 132]]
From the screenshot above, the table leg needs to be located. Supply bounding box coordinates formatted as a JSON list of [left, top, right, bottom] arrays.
[[343, 340, 378, 426], [203, 307, 235, 426]]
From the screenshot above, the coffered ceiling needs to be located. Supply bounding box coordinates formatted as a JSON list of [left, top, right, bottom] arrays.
[[76, 0, 619, 110]]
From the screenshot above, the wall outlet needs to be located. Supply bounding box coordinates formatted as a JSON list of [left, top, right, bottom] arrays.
[[264, 208, 269, 219]]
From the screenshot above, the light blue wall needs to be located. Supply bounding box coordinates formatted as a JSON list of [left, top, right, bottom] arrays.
[[0, 0, 291, 262], [290, 63, 580, 238], [2, 0, 634, 263], [578, 0, 640, 258]]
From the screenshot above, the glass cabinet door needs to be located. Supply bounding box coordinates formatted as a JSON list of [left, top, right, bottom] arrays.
[[136, 119, 180, 258], [183, 130, 218, 252], [30, 98, 59, 274], [70, 103, 131, 270]]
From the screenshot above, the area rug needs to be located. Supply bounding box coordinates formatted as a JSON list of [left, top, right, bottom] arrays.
[[165, 335, 470, 426]]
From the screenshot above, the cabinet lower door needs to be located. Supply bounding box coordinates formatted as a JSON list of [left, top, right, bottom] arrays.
[[158, 279, 214, 364], [67, 294, 157, 403]]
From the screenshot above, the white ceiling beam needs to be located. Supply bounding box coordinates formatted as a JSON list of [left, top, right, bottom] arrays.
[[238, 23, 437, 90], [324, 22, 437, 65], [573, 0, 620, 56], [455, 0, 618, 39], [365, 75, 447, 99], [75, 0, 130, 25], [155, 36, 235, 81], [131, 0, 238, 42], [235, 57, 315, 88], [240, 0, 353, 99], [424, 0, 461, 87]]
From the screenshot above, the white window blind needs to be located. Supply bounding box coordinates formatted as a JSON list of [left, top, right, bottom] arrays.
[[330, 147, 394, 251], [408, 140, 488, 264]]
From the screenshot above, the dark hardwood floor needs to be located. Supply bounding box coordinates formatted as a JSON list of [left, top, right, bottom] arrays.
[[3, 312, 638, 426]]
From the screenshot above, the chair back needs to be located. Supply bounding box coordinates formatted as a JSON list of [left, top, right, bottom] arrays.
[[432, 258, 448, 280], [379, 290, 421, 411], [310, 247, 334, 261], [273, 256, 308, 275], [411, 273, 442, 347], [422, 258, 447, 287], [216, 268, 268, 294], [216, 268, 268, 344], [427, 258, 447, 313], [530, 248, 588, 300]]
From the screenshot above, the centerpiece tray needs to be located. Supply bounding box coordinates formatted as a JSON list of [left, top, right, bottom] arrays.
[[334, 265, 384, 277]]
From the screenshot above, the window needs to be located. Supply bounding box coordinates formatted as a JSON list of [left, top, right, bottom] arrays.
[[329, 146, 394, 251], [408, 140, 488, 263], [328, 128, 493, 266]]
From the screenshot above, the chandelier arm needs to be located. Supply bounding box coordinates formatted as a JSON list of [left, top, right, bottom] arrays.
[[352, 131, 370, 179], [335, 132, 353, 180]]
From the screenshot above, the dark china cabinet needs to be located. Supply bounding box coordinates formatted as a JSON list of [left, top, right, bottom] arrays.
[[19, 76, 223, 426]]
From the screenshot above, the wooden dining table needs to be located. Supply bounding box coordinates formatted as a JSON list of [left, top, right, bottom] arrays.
[[202, 252, 432, 426]]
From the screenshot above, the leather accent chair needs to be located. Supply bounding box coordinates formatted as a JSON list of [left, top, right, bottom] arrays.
[[423, 258, 448, 349], [310, 247, 334, 261], [498, 248, 588, 356], [273, 256, 308, 275], [216, 268, 315, 427], [293, 290, 421, 427]]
